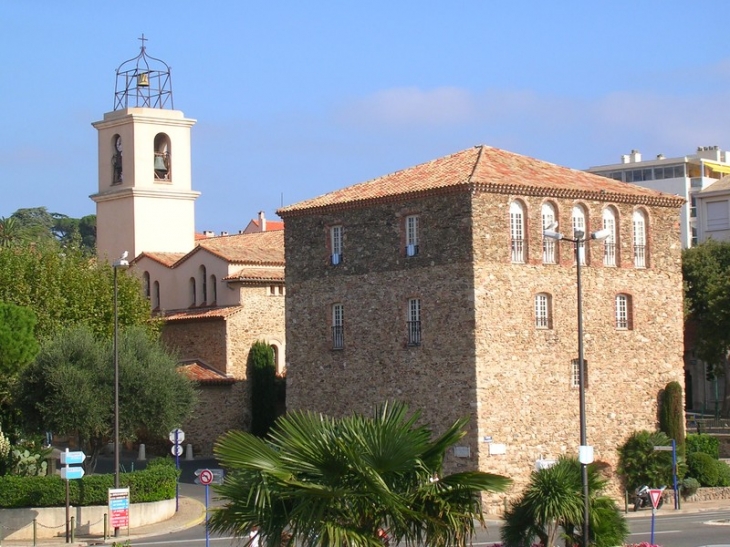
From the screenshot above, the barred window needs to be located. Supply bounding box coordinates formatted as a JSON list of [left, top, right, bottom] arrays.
[[572, 205, 587, 265], [332, 303, 344, 349], [616, 294, 632, 330], [542, 203, 557, 264], [405, 215, 419, 256], [535, 293, 552, 329], [407, 298, 421, 346], [603, 208, 617, 267], [510, 201, 525, 263], [331, 225, 343, 265], [571, 359, 588, 389], [633, 210, 647, 268]]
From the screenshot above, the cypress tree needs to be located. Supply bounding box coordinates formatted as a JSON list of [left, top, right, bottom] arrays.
[[659, 381, 685, 450], [249, 341, 276, 437]]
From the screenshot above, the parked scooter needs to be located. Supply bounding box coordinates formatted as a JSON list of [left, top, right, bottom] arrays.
[[633, 485, 665, 511]]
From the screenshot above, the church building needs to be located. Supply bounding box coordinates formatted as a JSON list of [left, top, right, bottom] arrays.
[[90, 41, 285, 454]]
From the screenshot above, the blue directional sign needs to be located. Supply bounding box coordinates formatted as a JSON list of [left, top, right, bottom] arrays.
[[60, 450, 86, 465], [61, 467, 85, 480]]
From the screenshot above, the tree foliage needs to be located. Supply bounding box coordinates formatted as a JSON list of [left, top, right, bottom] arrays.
[[0, 239, 153, 340], [7, 207, 95, 253], [15, 326, 197, 472], [209, 401, 511, 547], [249, 340, 276, 437], [0, 302, 39, 378], [501, 457, 628, 547], [683, 240, 730, 385]]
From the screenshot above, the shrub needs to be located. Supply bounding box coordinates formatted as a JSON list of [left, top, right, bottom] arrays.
[[687, 452, 719, 486], [685, 433, 720, 459], [680, 477, 700, 499], [717, 461, 730, 487], [0, 463, 178, 508]]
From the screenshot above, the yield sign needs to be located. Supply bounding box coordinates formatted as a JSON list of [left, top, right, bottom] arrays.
[[649, 489, 663, 509]]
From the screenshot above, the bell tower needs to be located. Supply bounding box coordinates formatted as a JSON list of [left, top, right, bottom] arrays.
[[91, 36, 200, 262]]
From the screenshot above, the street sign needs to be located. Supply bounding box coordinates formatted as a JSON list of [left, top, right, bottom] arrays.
[[169, 428, 185, 444], [199, 468, 213, 485], [60, 466, 85, 480], [171, 444, 183, 456], [60, 450, 86, 465], [109, 488, 130, 528], [195, 467, 225, 485], [649, 489, 663, 509], [653, 445, 673, 451]]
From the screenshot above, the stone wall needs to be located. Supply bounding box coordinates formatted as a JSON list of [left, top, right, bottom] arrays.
[[285, 187, 684, 504], [182, 382, 248, 456]]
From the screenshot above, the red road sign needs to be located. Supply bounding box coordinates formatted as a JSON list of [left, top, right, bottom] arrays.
[[649, 489, 663, 509], [199, 468, 213, 485]]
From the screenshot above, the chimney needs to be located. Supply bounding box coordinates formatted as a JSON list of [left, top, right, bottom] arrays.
[[258, 211, 266, 232], [621, 154, 630, 164], [203, 230, 215, 238], [656, 154, 665, 160], [220, 231, 229, 236], [630, 149, 642, 163]]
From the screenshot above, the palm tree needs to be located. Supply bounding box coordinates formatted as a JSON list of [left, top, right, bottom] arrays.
[[500, 457, 628, 547], [208, 401, 511, 547], [0, 217, 18, 248]]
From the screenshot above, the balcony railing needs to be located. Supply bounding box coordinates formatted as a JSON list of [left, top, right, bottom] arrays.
[[332, 325, 344, 350], [511, 238, 525, 263], [542, 239, 556, 264], [407, 321, 421, 346], [634, 245, 646, 268], [604, 242, 616, 267]]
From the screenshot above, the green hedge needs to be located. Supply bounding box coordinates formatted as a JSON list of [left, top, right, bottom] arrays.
[[686, 433, 720, 459], [0, 458, 178, 508]]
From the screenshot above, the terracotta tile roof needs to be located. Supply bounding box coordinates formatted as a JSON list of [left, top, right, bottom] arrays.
[[161, 305, 244, 322], [223, 267, 285, 282], [196, 231, 284, 265], [177, 360, 237, 385], [249, 219, 284, 231], [277, 145, 685, 218], [133, 252, 186, 267]]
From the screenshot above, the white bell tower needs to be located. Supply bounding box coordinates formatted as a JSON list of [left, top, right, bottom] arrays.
[[91, 37, 200, 263]]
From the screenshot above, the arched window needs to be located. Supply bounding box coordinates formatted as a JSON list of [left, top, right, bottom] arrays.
[[210, 274, 217, 303], [200, 265, 207, 304], [603, 208, 617, 267], [541, 202, 557, 264], [142, 271, 151, 299], [190, 277, 196, 307], [154, 133, 171, 181], [535, 293, 552, 329], [616, 293, 633, 329], [153, 281, 160, 310], [633, 210, 648, 268], [572, 205, 587, 265], [510, 201, 525, 263]]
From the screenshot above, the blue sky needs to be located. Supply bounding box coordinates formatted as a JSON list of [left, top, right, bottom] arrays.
[[3, 1, 730, 233]]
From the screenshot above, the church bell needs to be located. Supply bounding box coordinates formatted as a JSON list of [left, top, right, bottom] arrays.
[[154, 155, 168, 172], [137, 72, 150, 87]]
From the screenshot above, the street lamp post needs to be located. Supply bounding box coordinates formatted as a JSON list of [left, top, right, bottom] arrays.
[[112, 251, 129, 536], [543, 224, 609, 547]]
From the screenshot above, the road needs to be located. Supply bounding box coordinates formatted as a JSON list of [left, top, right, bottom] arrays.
[[121, 507, 730, 547]]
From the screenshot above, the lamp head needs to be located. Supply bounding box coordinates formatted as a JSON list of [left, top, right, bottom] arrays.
[[544, 221, 558, 232], [543, 230, 564, 241], [591, 228, 612, 241]]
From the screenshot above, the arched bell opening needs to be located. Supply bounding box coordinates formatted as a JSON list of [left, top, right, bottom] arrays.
[[112, 134, 123, 184], [154, 133, 171, 181]]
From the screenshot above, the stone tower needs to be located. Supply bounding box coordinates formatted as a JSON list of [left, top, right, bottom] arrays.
[[91, 37, 199, 262]]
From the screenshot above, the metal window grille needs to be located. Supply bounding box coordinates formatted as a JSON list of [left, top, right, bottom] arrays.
[[633, 245, 646, 268], [604, 242, 616, 267], [633, 214, 647, 268], [542, 208, 556, 264], [407, 298, 421, 346], [332, 304, 344, 349], [511, 238, 524, 263], [573, 208, 586, 265], [407, 321, 421, 346]]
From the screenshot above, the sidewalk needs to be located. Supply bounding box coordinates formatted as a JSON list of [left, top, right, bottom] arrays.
[[0, 496, 207, 547], [622, 496, 730, 519]]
